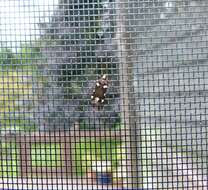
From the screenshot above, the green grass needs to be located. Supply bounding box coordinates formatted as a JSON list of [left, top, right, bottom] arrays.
[[74, 138, 123, 176], [31, 143, 62, 167], [0, 142, 19, 177], [79, 117, 122, 130], [0, 142, 62, 177], [0, 139, 124, 178]]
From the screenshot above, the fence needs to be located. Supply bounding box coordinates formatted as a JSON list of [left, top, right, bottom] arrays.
[[0, 0, 208, 189]]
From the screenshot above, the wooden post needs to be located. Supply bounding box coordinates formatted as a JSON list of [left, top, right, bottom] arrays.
[[115, 0, 140, 188]]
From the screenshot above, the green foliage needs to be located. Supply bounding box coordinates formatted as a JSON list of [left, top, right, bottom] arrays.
[[79, 116, 122, 130], [47, 0, 112, 88], [0, 41, 42, 132], [74, 138, 123, 176], [0, 71, 37, 133], [0, 42, 43, 71], [16, 43, 42, 65], [0, 48, 17, 68]]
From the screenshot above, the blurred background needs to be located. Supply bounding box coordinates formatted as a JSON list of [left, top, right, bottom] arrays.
[[0, 0, 207, 189]]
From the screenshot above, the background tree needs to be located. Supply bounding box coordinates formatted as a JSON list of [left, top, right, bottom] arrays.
[[36, 0, 120, 130]]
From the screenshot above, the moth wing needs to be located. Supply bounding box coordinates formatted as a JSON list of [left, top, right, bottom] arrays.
[[91, 76, 109, 105]]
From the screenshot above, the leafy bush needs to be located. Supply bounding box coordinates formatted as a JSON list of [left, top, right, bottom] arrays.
[[0, 71, 37, 133], [0, 48, 16, 68], [16, 43, 42, 65], [0, 42, 42, 69]]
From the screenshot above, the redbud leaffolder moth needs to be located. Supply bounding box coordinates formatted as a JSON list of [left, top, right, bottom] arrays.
[[91, 74, 108, 106]]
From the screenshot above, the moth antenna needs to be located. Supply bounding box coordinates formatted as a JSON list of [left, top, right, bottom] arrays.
[[102, 74, 107, 79]]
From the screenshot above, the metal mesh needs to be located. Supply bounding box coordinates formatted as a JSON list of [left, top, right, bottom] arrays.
[[0, 0, 208, 189]]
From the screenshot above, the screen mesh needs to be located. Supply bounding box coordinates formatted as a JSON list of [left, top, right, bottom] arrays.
[[0, 0, 207, 189]]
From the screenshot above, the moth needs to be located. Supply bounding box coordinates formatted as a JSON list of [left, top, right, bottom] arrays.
[[91, 74, 108, 106]]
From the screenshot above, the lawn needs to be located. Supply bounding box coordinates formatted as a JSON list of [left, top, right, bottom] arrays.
[[31, 143, 62, 167], [0, 142, 19, 177], [74, 137, 123, 176], [0, 138, 124, 178]]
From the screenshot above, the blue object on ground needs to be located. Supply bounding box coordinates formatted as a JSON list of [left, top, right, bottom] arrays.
[[116, 189, 148, 190], [96, 172, 112, 185]]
